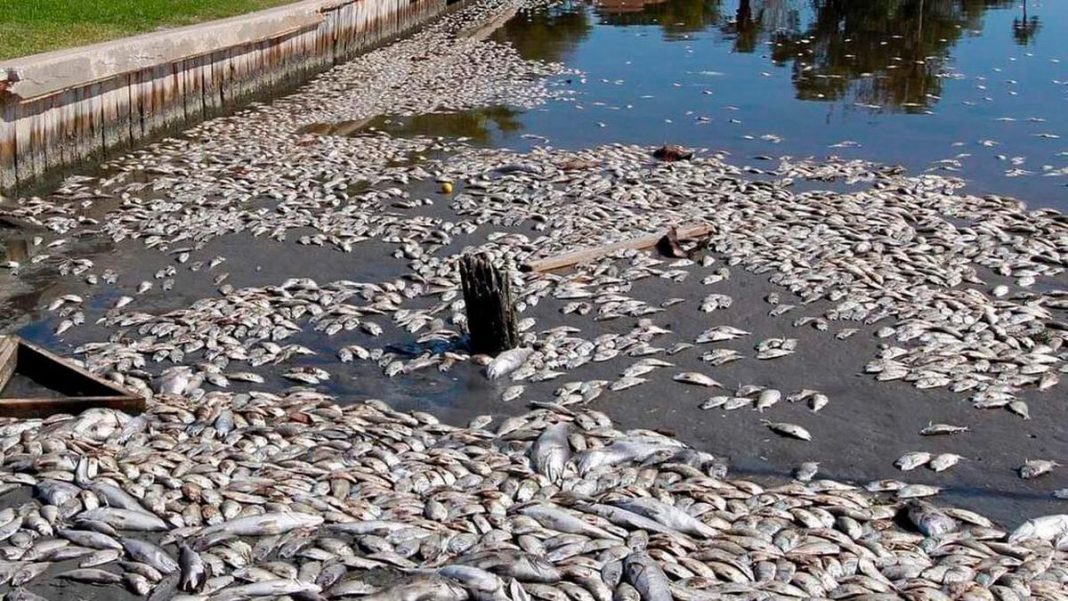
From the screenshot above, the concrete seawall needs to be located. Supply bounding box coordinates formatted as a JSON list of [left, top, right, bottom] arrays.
[[0, 0, 456, 193]]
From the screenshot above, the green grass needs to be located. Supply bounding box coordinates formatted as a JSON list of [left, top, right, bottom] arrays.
[[0, 0, 300, 60]]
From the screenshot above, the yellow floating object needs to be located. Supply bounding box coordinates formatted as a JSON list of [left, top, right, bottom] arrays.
[[441, 182, 454, 194]]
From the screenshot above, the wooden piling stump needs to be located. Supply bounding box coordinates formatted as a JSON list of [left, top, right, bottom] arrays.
[[460, 254, 519, 355]]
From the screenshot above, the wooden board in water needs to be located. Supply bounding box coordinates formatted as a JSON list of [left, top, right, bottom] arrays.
[[0, 335, 144, 418]]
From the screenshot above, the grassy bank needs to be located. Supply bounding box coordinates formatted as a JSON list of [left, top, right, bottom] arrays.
[[0, 0, 299, 60]]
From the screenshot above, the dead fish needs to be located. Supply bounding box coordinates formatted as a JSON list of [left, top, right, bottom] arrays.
[[121, 537, 178, 575], [518, 505, 621, 540], [672, 372, 721, 387], [1007, 400, 1031, 420], [623, 551, 672, 601], [611, 497, 716, 538], [1020, 459, 1059, 479], [795, 462, 819, 482], [808, 393, 829, 412], [929, 454, 963, 472], [897, 484, 941, 499], [228, 372, 265, 384], [179, 543, 207, 592], [211, 579, 322, 601], [1009, 514, 1068, 543], [755, 389, 781, 412], [906, 501, 957, 537], [895, 452, 932, 471], [57, 527, 122, 551], [695, 326, 749, 343], [486, 347, 533, 379], [55, 319, 74, 335], [468, 415, 493, 430], [501, 385, 525, 402], [198, 512, 324, 539], [11, 563, 49, 586], [356, 575, 466, 601], [283, 367, 330, 384], [761, 420, 811, 441], [699, 396, 729, 410], [611, 377, 647, 392], [920, 423, 969, 436], [57, 568, 123, 585], [530, 423, 571, 484], [78, 508, 169, 532], [5, 589, 50, 601]]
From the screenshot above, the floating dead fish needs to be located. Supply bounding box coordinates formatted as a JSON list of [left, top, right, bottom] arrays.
[[895, 452, 932, 471], [761, 420, 811, 441], [486, 347, 533, 380], [928, 453, 963, 472], [795, 462, 819, 482], [919, 423, 969, 436], [1020, 459, 1059, 480], [672, 372, 721, 387]]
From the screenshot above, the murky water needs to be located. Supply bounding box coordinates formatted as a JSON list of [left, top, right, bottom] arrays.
[[423, 0, 1068, 208]]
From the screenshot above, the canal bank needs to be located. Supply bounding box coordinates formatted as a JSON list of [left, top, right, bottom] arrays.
[[0, 0, 462, 194]]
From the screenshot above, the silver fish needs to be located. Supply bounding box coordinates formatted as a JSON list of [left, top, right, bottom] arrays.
[[623, 552, 672, 601], [529, 423, 571, 484]]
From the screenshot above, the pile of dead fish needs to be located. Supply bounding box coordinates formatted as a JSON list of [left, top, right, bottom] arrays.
[[429, 145, 1068, 415], [21, 141, 1067, 437], [0, 393, 1066, 600]]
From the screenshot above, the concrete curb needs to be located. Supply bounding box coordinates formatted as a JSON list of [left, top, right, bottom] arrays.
[[0, 3, 327, 101]]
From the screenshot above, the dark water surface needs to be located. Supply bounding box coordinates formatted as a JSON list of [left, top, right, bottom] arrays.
[[445, 0, 1068, 208]]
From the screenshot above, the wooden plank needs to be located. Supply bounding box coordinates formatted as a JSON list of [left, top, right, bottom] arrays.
[[15, 337, 137, 398], [0, 335, 143, 418], [161, 63, 182, 130], [12, 97, 31, 185], [521, 224, 714, 273], [72, 86, 89, 166], [233, 47, 248, 102], [0, 337, 16, 393], [31, 95, 48, 175], [182, 57, 203, 123], [0, 397, 144, 419], [201, 54, 219, 116], [129, 70, 145, 141], [86, 82, 102, 160], [145, 66, 162, 135], [0, 98, 14, 191], [214, 50, 231, 109], [99, 76, 120, 153], [122, 74, 136, 147], [53, 90, 71, 172]]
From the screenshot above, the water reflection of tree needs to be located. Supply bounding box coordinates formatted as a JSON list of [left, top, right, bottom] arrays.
[[595, 0, 722, 41], [1012, 0, 1041, 46], [499, 0, 1026, 112], [759, 0, 1015, 111], [719, 0, 799, 53], [493, 1, 593, 63], [369, 107, 524, 144]]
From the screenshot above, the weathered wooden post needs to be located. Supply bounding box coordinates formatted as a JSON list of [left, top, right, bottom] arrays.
[[460, 253, 519, 355]]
